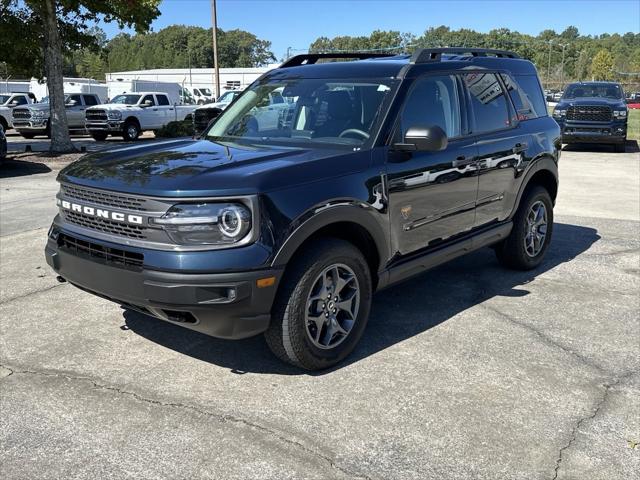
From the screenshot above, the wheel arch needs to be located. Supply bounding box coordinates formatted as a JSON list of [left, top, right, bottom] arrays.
[[271, 205, 388, 290], [123, 116, 141, 129], [510, 156, 558, 219]]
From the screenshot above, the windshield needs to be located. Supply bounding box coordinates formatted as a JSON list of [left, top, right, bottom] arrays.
[[218, 91, 238, 102], [207, 78, 395, 147], [0, 95, 11, 105], [563, 84, 623, 99], [110, 94, 142, 105], [200, 88, 212, 96]]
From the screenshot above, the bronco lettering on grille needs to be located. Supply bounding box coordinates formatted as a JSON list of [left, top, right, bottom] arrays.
[[57, 198, 143, 225]]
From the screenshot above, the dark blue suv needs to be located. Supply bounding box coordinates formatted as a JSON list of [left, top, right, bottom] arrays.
[[46, 48, 560, 369]]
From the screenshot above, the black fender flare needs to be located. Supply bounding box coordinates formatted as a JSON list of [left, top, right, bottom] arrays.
[[270, 203, 388, 271], [508, 155, 558, 220]]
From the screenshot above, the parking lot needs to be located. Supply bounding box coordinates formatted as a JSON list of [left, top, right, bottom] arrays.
[[1, 145, 639, 479]]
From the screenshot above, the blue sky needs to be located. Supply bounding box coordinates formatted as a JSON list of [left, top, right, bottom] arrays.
[[101, 0, 640, 59]]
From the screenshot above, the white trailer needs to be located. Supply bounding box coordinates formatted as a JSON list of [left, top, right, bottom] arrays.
[[0, 80, 31, 95], [29, 77, 107, 102], [106, 79, 192, 105]]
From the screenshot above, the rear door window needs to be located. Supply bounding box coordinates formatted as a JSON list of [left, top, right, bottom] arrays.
[[83, 95, 98, 106], [156, 94, 170, 106], [463, 73, 511, 134]]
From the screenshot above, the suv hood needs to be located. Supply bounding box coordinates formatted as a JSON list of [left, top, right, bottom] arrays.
[[58, 138, 370, 197]]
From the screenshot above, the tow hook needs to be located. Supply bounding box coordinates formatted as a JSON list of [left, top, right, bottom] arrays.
[[56, 276, 67, 283]]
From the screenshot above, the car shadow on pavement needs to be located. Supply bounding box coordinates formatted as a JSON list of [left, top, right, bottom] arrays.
[[562, 139, 639, 153], [0, 157, 52, 178], [123, 222, 600, 375]]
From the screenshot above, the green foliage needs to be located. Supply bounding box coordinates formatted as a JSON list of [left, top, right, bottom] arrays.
[[155, 118, 195, 138], [590, 49, 615, 80], [309, 26, 640, 85]]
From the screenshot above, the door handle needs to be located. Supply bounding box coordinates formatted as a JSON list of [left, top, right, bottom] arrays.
[[453, 156, 475, 168], [512, 142, 528, 153]]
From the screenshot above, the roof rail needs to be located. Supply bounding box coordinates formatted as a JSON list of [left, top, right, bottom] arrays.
[[280, 52, 397, 68], [410, 48, 520, 64]]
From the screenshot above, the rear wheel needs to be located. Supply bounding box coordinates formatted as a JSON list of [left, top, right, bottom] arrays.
[[122, 120, 140, 141], [495, 186, 553, 270], [91, 132, 108, 141], [265, 238, 372, 370]]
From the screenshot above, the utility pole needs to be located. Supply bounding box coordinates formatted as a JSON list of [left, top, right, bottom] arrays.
[[560, 44, 567, 89], [547, 41, 552, 85], [211, 0, 220, 99], [286, 47, 291, 60]]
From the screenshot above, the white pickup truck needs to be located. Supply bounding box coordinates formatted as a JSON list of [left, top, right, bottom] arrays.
[[85, 92, 197, 141], [0, 93, 38, 131]]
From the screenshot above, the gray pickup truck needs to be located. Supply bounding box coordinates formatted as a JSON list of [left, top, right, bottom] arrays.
[[12, 93, 102, 139]]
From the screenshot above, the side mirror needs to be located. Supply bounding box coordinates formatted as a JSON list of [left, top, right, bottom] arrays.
[[395, 125, 448, 152], [142, 100, 153, 107]]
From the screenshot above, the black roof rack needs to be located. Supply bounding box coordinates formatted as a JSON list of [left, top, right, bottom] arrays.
[[280, 52, 397, 68], [410, 48, 520, 64]]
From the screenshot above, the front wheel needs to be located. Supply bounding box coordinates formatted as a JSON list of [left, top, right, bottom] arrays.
[[265, 238, 372, 370], [122, 121, 140, 141], [495, 186, 554, 270]]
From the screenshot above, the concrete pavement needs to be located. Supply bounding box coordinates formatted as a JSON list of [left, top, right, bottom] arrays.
[[1, 146, 638, 479]]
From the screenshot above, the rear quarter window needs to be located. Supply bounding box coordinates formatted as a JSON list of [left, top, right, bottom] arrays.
[[513, 74, 548, 118]]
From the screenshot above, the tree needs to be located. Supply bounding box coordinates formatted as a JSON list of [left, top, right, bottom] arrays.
[[590, 49, 615, 80], [1, 1, 161, 153]]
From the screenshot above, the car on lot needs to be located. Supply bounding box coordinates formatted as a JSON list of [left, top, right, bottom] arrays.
[[84, 92, 197, 141], [11, 93, 103, 139], [187, 86, 215, 105], [0, 123, 7, 161], [45, 48, 559, 370], [0, 92, 38, 131], [553, 81, 628, 152]]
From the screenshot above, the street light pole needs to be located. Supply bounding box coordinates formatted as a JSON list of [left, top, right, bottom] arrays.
[[211, 0, 221, 100]]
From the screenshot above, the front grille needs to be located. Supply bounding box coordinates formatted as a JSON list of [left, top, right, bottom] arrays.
[[61, 184, 147, 211], [86, 109, 107, 121], [194, 108, 221, 134], [566, 106, 612, 122], [12, 108, 32, 120], [58, 233, 144, 270], [64, 210, 148, 239]]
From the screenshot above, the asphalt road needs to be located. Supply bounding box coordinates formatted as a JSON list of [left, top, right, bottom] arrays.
[[1, 145, 639, 479]]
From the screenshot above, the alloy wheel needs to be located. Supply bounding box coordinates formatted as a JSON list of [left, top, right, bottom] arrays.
[[305, 263, 360, 349], [524, 200, 548, 257]]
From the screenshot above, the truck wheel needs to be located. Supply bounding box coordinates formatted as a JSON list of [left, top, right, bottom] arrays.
[[122, 121, 140, 141], [0, 118, 7, 132], [91, 132, 108, 141], [495, 186, 554, 270], [265, 238, 372, 370], [19, 132, 35, 139]]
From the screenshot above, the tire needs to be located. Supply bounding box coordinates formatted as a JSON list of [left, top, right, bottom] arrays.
[[495, 186, 554, 270], [122, 120, 140, 141], [91, 132, 108, 141], [265, 238, 372, 370], [19, 132, 35, 139], [0, 118, 7, 132], [614, 141, 626, 153]]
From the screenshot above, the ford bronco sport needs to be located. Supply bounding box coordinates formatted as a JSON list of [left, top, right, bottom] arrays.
[[46, 48, 560, 370]]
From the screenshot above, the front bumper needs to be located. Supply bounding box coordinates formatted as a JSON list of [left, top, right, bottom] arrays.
[[45, 227, 281, 339], [13, 118, 48, 132], [558, 120, 627, 144], [86, 121, 124, 132]]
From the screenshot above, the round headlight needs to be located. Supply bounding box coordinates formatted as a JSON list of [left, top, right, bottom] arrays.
[[219, 205, 247, 237]]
